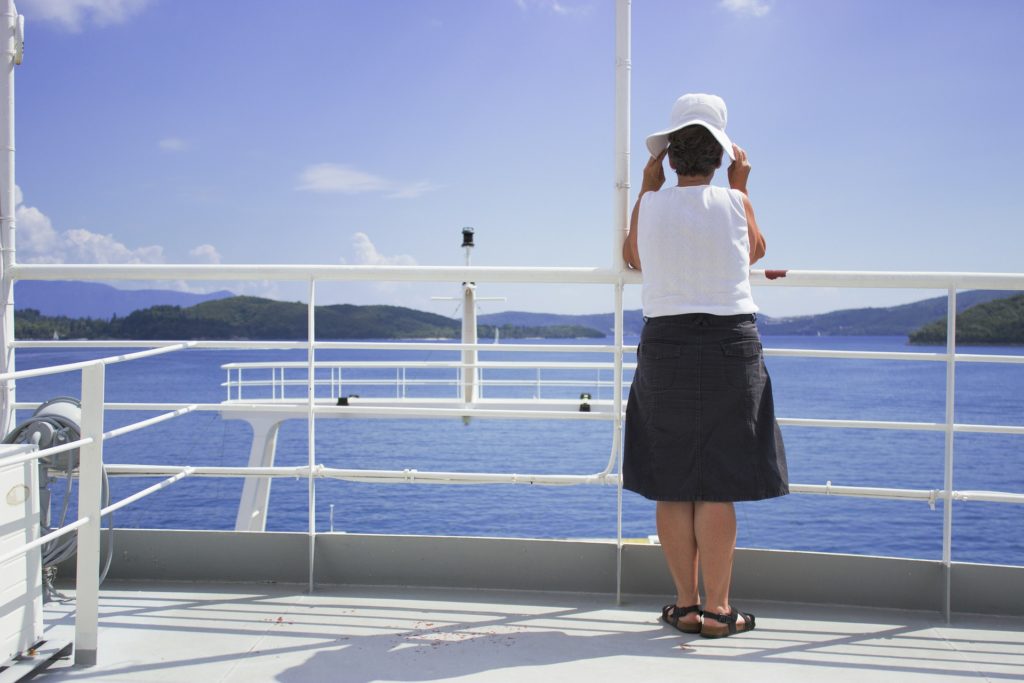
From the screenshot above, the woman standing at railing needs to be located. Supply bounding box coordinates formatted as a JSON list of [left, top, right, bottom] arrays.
[[622, 93, 788, 638]]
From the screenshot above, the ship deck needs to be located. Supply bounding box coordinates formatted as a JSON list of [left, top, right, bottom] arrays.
[[31, 581, 1024, 682]]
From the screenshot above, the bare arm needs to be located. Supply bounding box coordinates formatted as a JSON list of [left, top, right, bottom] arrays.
[[727, 143, 766, 265], [743, 194, 766, 264], [623, 151, 668, 271]]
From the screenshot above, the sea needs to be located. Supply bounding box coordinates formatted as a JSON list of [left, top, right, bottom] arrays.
[[13, 335, 1024, 567]]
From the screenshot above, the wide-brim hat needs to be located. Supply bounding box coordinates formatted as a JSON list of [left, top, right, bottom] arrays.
[[645, 93, 735, 161]]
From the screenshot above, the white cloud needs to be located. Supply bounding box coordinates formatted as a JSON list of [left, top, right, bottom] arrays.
[[297, 163, 439, 200], [12, 185, 213, 265], [385, 180, 442, 200], [189, 244, 221, 264], [515, 0, 590, 16], [352, 232, 417, 266], [19, 0, 154, 32], [297, 163, 391, 194], [62, 227, 164, 263], [720, 0, 771, 18], [158, 137, 187, 152]]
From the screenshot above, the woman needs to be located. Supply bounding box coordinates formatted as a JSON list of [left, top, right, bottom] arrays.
[[622, 93, 788, 639]]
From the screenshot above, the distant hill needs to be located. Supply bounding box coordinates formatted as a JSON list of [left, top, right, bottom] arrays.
[[757, 290, 1008, 336], [14, 296, 605, 340], [480, 291, 1011, 338], [14, 281, 234, 319], [910, 294, 1024, 344], [14, 282, 1017, 340]]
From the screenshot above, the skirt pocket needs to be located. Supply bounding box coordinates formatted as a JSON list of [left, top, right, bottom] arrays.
[[720, 339, 763, 389], [639, 341, 682, 392]]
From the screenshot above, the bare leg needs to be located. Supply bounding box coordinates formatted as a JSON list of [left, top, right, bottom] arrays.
[[656, 501, 700, 628], [694, 501, 748, 634]]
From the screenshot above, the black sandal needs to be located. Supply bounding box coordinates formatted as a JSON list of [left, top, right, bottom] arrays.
[[699, 607, 755, 638], [661, 604, 702, 634]]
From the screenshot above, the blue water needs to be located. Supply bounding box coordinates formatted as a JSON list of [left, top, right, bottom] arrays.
[[13, 336, 1024, 566]]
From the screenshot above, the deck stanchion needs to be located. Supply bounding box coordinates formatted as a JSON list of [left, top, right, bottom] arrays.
[[307, 278, 317, 592], [614, 283, 626, 604], [75, 362, 105, 666], [942, 287, 957, 622]]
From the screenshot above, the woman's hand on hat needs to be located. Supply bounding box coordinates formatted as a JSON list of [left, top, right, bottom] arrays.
[[728, 144, 751, 195], [641, 150, 667, 194]]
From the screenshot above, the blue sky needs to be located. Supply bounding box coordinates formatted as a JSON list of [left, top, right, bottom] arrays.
[[10, 0, 1024, 317]]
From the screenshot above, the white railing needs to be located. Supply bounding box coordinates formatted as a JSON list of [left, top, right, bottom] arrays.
[[4, 268, 1024, 654]]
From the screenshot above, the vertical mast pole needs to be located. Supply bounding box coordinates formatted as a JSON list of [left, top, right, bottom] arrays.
[[613, 0, 631, 270], [613, 0, 630, 604], [0, 0, 21, 437]]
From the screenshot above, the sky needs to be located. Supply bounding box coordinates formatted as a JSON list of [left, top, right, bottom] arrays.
[[8, 0, 1024, 318]]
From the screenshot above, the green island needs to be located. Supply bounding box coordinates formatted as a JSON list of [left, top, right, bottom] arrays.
[[14, 296, 605, 341], [909, 294, 1024, 345]]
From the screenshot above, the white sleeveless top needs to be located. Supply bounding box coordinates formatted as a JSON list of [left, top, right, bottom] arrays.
[[637, 185, 757, 317]]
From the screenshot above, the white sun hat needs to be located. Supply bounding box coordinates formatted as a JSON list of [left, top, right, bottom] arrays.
[[645, 93, 735, 161]]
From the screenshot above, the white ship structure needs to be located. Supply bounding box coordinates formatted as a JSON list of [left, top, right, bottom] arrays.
[[0, 1, 1022, 680]]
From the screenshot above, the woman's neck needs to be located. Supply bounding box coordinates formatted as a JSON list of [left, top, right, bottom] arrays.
[[676, 173, 713, 187]]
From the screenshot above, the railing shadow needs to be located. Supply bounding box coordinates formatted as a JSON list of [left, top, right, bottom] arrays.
[[37, 585, 1024, 682]]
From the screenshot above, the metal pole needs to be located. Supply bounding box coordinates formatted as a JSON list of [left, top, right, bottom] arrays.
[[74, 362, 104, 666], [613, 0, 631, 270], [942, 287, 957, 622], [0, 0, 22, 437], [307, 279, 316, 592], [614, 283, 625, 604], [613, 0, 631, 603]]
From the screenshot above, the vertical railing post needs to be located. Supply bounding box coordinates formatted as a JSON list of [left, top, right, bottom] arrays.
[[306, 279, 316, 592], [74, 362, 105, 666], [0, 0, 22, 437], [614, 283, 625, 604], [942, 286, 957, 622]]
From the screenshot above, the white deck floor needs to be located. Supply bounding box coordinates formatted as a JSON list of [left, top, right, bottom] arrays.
[[24, 581, 1024, 682]]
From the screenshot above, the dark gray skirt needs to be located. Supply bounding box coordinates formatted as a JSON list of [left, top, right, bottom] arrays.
[[623, 313, 789, 502]]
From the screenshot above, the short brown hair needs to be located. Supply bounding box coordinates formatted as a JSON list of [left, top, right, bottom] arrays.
[[667, 125, 723, 177]]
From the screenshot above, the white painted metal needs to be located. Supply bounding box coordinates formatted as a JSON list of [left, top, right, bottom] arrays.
[[91, 463, 1024, 505], [13, 262, 1024, 292], [224, 360, 625, 370], [613, 0, 630, 271], [0, 437, 91, 473], [98, 468, 194, 517], [232, 415, 283, 531], [614, 283, 626, 604], [0, 0, 20, 439], [0, 443, 42, 665], [13, 339, 310, 349], [942, 288, 957, 623], [74, 362, 104, 666], [13, 262, 620, 283], [0, 516, 87, 569], [766, 348, 950, 362], [306, 279, 316, 592], [0, 342, 192, 382], [101, 404, 198, 440], [778, 417, 946, 432]]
